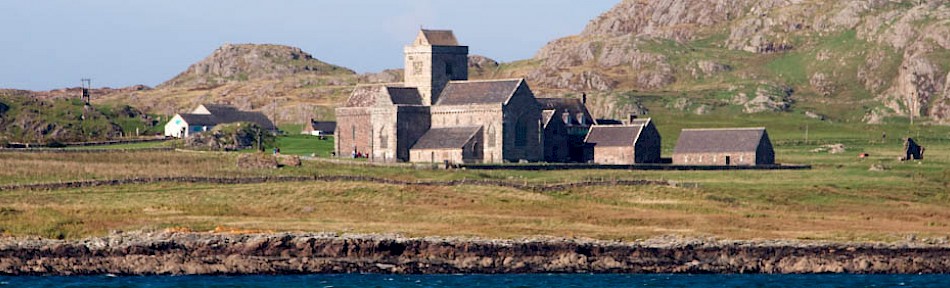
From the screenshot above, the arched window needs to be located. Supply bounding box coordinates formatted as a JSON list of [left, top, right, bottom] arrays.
[[487, 125, 496, 148], [379, 127, 388, 149]]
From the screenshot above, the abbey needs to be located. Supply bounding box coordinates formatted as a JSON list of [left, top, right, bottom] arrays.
[[334, 29, 549, 164]]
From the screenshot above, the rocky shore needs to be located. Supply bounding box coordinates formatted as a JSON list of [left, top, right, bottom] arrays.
[[3, 232, 950, 275]]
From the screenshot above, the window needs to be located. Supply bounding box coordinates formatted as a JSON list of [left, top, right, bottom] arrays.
[[487, 125, 496, 148], [412, 61, 423, 75], [379, 128, 388, 149]]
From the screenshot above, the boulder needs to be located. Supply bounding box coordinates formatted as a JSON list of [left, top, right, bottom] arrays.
[[236, 154, 279, 169]]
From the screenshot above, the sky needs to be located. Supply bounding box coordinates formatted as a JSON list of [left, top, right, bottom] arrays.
[[0, 0, 618, 91]]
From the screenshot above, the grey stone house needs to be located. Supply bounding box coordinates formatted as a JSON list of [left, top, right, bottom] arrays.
[[672, 127, 775, 165], [584, 118, 662, 164], [335, 29, 543, 164]]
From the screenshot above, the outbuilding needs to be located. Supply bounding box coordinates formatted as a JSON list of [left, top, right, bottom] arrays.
[[672, 127, 774, 165], [584, 118, 661, 165], [302, 120, 336, 136], [409, 126, 483, 164]]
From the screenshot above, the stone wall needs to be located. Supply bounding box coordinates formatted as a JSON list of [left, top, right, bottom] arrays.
[[396, 106, 431, 162], [334, 108, 372, 157], [634, 122, 662, 163], [369, 107, 398, 162], [502, 86, 543, 162], [431, 104, 504, 163], [673, 152, 758, 165], [404, 45, 469, 105], [594, 146, 635, 164], [756, 134, 776, 165], [543, 118, 570, 163]]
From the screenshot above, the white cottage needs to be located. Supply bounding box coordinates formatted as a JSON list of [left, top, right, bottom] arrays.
[[164, 104, 277, 138]]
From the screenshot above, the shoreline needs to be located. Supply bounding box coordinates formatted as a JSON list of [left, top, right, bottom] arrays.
[[3, 232, 950, 275]]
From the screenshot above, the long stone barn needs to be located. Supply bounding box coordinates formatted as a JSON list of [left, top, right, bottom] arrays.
[[335, 29, 547, 164], [672, 127, 775, 166]]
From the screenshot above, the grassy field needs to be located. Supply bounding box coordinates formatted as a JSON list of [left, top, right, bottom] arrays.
[[275, 134, 334, 157], [0, 115, 949, 242]]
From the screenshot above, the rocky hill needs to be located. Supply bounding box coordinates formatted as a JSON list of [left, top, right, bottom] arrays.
[[96, 44, 361, 124], [159, 44, 354, 89], [492, 0, 950, 123]]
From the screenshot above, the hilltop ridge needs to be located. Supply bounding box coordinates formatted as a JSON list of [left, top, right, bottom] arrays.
[[495, 0, 950, 123], [159, 44, 354, 89]]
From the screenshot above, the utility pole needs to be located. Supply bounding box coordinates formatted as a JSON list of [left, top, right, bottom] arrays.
[[80, 78, 92, 105]]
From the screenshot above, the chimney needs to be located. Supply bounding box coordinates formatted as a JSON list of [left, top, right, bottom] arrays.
[[582, 93, 587, 105], [628, 114, 638, 124]]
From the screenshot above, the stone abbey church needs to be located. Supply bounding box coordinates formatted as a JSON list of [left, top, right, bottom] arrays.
[[335, 29, 651, 164], [335, 29, 546, 164]]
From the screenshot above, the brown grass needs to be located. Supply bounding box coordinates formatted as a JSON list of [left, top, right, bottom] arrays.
[[0, 143, 948, 242]]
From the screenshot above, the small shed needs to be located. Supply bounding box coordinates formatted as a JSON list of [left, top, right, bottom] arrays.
[[302, 120, 336, 136], [584, 118, 661, 165], [409, 127, 483, 164], [672, 127, 774, 166]]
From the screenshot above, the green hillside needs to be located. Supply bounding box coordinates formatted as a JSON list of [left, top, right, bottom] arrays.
[[0, 92, 161, 144]]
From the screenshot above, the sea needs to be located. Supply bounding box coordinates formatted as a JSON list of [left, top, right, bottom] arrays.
[[1, 274, 948, 288]]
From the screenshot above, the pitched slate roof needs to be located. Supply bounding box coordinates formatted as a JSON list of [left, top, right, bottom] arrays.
[[308, 120, 336, 133], [536, 98, 594, 126], [435, 79, 523, 106], [673, 128, 767, 154], [411, 127, 482, 150], [199, 104, 239, 115], [584, 125, 644, 147], [386, 87, 423, 105], [178, 104, 277, 130], [344, 85, 423, 107], [178, 114, 217, 126], [417, 29, 459, 46], [212, 110, 276, 130]]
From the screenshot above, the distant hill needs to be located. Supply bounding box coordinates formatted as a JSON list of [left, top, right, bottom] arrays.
[[91, 44, 359, 124], [159, 44, 355, 89]]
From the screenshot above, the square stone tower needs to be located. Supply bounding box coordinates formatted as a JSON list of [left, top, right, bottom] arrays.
[[404, 29, 469, 106]]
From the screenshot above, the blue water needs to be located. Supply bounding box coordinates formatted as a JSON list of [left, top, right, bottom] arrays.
[[0, 274, 947, 287]]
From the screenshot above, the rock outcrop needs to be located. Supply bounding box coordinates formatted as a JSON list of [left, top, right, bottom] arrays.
[[160, 44, 354, 89], [525, 0, 950, 123], [4, 232, 950, 275]]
